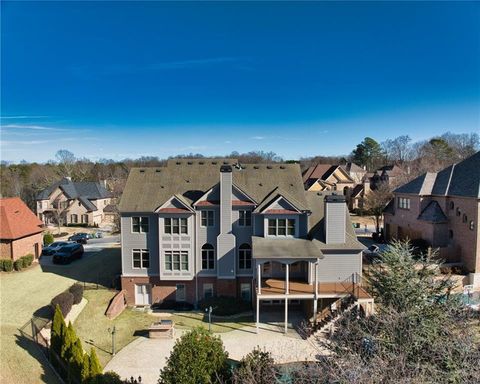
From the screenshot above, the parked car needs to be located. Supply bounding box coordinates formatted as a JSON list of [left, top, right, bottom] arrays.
[[52, 243, 84, 264], [42, 241, 72, 256], [362, 244, 387, 264], [68, 233, 89, 244], [92, 231, 104, 238]]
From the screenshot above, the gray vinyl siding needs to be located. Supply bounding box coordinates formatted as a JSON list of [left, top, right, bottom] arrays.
[[233, 208, 253, 275], [217, 171, 236, 278], [316, 253, 362, 282], [121, 214, 159, 276], [158, 213, 194, 280], [253, 215, 264, 237], [325, 203, 346, 244], [196, 207, 220, 276]]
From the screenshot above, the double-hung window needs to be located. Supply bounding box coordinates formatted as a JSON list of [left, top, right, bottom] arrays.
[[201, 211, 214, 227], [132, 216, 149, 233], [133, 249, 150, 269], [268, 218, 295, 236], [164, 218, 188, 234], [239, 210, 252, 226], [397, 197, 410, 210], [201, 244, 215, 270], [238, 244, 252, 269], [164, 251, 189, 271]]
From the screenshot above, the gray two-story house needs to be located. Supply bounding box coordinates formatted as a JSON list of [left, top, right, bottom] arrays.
[[119, 159, 372, 332]]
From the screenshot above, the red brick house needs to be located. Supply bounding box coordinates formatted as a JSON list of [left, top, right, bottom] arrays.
[[0, 197, 43, 261], [384, 151, 480, 288]]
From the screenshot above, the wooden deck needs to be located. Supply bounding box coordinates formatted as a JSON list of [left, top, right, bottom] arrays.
[[258, 278, 372, 300]]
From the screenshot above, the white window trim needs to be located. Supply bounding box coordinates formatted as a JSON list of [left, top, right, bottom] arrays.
[[164, 217, 188, 234], [200, 210, 215, 227], [203, 283, 214, 299], [264, 217, 297, 238], [238, 210, 252, 227], [132, 216, 149, 233], [164, 250, 189, 272], [132, 248, 150, 269]]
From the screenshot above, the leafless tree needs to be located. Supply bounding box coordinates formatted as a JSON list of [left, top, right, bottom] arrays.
[[362, 183, 392, 235]]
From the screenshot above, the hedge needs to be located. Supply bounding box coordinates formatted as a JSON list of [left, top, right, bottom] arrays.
[[198, 296, 252, 316], [13, 260, 23, 271], [51, 291, 74, 317], [21, 254, 34, 268], [69, 283, 84, 305], [44, 233, 54, 246], [0, 259, 13, 272]]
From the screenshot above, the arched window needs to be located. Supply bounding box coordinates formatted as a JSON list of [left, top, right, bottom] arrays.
[[449, 230, 453, 239], [343, 186, 349, 196], [456, 207, 461, 217], [470, 221, 475, 231], [463, 214, 468, 223], [239, 243, 252, 270], [201, 244, 215, 270], [449, 201, 454, 210]]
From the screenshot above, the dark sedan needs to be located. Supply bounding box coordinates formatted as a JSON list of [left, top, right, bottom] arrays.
[[42, 241, 72, 256], [68, 233, 89, 244], [53, 243, 84, 264]]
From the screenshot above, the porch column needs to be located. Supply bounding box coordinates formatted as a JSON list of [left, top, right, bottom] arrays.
[[284, 297, 288, 334], [257, 263, 262, 295], [285, 263, 289, 294], [256, 296, 260, 333], [314, 261, 319, 322], [314, 261, 319, 297]]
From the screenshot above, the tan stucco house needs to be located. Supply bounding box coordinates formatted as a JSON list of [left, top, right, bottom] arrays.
[[36, 177, 112, 226], [384, 151, 480, 288]]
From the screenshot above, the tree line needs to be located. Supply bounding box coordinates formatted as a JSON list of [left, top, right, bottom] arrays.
[[0, 132, 477, 211]]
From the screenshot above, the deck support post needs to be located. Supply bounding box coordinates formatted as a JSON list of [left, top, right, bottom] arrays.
[[256, 296, 260, 333], [314, 261, 319, 323], [257, 263, 261, 295], [314, 261, 319, 297], [285, 263, 289, 294], [284, 297, 288, 334]]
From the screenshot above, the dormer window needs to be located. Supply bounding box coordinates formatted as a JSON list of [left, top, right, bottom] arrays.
[[268, 218, 295, 236]]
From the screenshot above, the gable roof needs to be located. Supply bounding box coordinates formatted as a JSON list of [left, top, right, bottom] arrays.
[[417, 200, 448, 223], [394, 151, 480, 198], [37, 178, 111, 200], [343, 162, 366, 174], [119, 160, 308, 213], [0, 197, 43, 240], [303, 164, 354, 184]]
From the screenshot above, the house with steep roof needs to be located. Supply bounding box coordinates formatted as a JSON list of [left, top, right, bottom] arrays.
[[0, 197, 43, 261], [36, 177, 112, 226], [384, 151, 480, 287], [119, 159, 373, 332], [302, 164, 356, 194]]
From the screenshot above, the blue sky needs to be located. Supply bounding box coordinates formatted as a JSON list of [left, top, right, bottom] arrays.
[[1, 1, 479, 163]]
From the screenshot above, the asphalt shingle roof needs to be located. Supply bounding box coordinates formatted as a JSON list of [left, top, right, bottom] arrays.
[[394, 151, 480, 198], [37, 178, 111, 200], [417, 200, 448, 223]]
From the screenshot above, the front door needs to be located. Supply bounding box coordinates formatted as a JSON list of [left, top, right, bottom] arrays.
[[135, 284, 151, 306]]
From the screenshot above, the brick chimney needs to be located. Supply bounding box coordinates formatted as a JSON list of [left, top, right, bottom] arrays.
[[324, 194, 346, 244]]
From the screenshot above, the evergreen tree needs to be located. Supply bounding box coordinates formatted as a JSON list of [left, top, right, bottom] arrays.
[[81, 353, 91, 383], [89, 348, 103, 378], [159, 327, 229, 384], [70, 338, 85, 382], [352, 137, 384, 171], [233, 347, 276, 384], [61, 322, 75, 362], [51, 304, 66, 356]]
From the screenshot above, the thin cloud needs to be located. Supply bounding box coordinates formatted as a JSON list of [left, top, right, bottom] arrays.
[[251, 136, 265, 140], [1, 124, 66, 131], [1, 115, 50, 119]]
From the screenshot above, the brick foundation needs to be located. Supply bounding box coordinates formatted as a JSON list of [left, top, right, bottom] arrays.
[[121, 275, 253, 306]]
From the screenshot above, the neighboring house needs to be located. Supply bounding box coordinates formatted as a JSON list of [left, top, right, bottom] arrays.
[[36, 177, 112, 226], [119, 159, 372, 332], [384, 151, 480, 288], [369, 165, 405, 190], [302, 164, 356, 194], [0, 197, 43, 261], [342, 162, 367, 184]]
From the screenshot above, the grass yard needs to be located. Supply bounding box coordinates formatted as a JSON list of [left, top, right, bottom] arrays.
[[74, 290, 254, 367], [0, 245, 121, 384]]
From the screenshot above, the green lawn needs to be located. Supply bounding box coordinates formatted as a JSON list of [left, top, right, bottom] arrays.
[[0, 246, 121, 384], [74, 290, 254, 367]]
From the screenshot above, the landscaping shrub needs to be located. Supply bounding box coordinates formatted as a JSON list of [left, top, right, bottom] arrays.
[[52, 232, 69, 238], [0, 259, 13, 272], [51, 291, 74, 317], [198, 296, 252, 316], [69, 283, 84, 305], [43, 232, 54, 245], [13, 259, 23, 271], [152, 300, 194, 311], [21, 254, 34, 268]]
